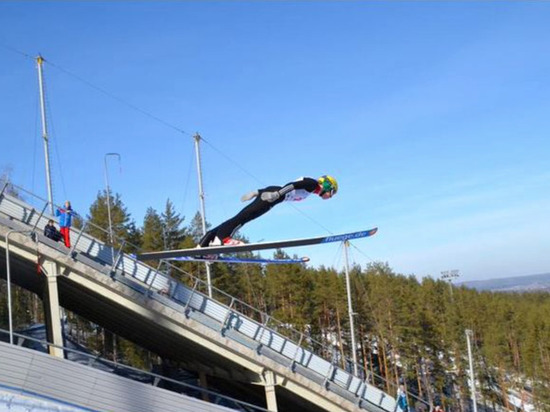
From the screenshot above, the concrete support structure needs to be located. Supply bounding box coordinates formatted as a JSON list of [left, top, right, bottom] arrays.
[[263, 369, 278, 412], [41, 259, 64, 358], [199, 371, 209, 402]]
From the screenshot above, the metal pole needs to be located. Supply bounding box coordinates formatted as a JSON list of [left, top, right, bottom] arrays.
[[36, 55, 54, 215], [465, 329, 478, 412], [343, 240, 358, 375], [104, 153, 121, 262], [162, 227, 172, 277], [193, 133, 212, 298], [5, 230, 31, 344]]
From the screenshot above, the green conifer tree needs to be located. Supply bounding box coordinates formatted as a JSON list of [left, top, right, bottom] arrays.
[[141, 207, 164, 252], [160, 199, 187, 250], [86, 189, 139, 252]]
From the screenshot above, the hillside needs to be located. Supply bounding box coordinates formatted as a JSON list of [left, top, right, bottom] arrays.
[[461, 272, 550, 292]]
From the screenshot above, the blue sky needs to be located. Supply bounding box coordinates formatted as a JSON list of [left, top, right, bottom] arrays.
[[1, 2, 549, 282]]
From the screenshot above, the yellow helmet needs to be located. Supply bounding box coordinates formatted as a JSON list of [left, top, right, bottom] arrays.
[[318, 175, 338, 196]]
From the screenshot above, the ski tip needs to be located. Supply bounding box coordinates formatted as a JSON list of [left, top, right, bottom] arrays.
[[370, 227, 378, 235], [301, 256, 310, 263]]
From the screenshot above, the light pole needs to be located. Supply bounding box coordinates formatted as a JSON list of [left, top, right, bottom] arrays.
[[441, 269, 459, 300], [441, 269, 460, 409], [465, 329, 478, 412], [104, 153, 121, 261], [343, 240, 358, 375]]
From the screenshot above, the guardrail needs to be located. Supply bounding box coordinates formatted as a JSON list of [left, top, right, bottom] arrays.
[[0, 182, 414, 411]]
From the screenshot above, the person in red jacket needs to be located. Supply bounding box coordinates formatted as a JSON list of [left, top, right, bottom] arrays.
[[56, 200, 75, 247], [198, 175, 338, 247]]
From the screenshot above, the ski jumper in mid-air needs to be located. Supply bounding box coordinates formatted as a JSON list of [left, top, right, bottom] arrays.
[[198, 175, 338, 247]]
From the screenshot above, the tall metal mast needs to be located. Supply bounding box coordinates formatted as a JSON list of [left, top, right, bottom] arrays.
[[343, 240, 358, 375], [193, 133, 213, 298], [36, 55, 55, 214]]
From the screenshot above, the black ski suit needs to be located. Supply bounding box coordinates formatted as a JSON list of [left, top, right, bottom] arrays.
[[199, 177, 319, 247]]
